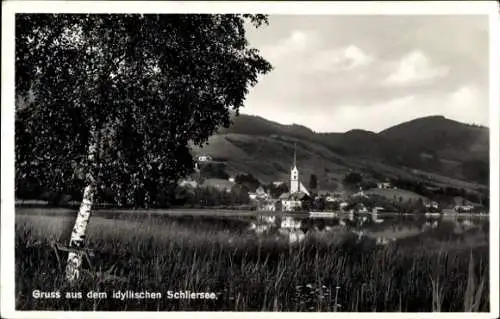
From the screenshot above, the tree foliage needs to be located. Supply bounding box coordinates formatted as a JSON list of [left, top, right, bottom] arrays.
[[15, 14, 272, 206], [342, 172, 363, 189], [234, 173, 261, 192], [308, 174, 317, 190], [267, 182, 289, 198], [173, 185, 250, 208]]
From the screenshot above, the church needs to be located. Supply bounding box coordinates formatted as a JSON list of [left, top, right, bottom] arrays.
[[279, 144, 310, 212], [289, 145, 310, 196]]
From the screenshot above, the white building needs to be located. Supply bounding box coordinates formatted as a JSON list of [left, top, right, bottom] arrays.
[[280, 192, 308, 212], [197, 154, 212, 162], [339, 202, 350, 210], [454, 204, 474, 212], [352, 188, 368, 198], [260, 200, 279, 212], [289, 143, 309, 196], [325, 196, 339, 203], [255, 186, 267, 198], [250, 186, 269, 202], [377, 182, 392, 189], [424, 201, 439, 209]]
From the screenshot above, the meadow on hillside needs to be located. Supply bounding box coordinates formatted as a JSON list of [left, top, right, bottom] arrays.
[[15, 210, 489, 312]]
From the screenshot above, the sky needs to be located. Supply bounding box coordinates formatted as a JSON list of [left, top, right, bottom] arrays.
[[242, 15, 490, 133]]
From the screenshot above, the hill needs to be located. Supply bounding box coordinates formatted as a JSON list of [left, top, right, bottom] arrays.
[[379, 116, 488, 158], [364, 188, 428, 203], [190, 113, 489, 195], [218, 114, 315, 140], [378, 116, 489, 183], [219, 114, 489, 185]]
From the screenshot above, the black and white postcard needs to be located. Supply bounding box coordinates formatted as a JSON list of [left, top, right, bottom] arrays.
[[1, 1, 499, 318]]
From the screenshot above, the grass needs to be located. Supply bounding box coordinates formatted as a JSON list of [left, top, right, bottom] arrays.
[[14, 210, 489, 312]]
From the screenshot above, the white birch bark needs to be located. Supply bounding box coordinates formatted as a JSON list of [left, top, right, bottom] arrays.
[[65, 138, 98, 283], [65, 183, 95, 282]]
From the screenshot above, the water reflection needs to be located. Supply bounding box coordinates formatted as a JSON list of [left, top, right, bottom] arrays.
[[248, 212, 489, 245]]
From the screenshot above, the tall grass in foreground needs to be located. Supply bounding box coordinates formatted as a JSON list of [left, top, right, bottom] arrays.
[[15, 213, 489, 311]]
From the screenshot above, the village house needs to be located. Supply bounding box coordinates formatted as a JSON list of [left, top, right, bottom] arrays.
[[424, 201, 439, 209], [249, 185, 270, 201], [339, 201, 350, 210], [256, 186, 268, 198], [317, 190, 345, 202], [424, 201, 440, 211], [325, 195, 340, 203], [258, 199, 280, 211], [454, 204, 475, 213], [280, 192, 309, 212], [197, 154, 212, 162], [451, 195, 482, 213], [352, 187, 369, 199], [377, 182, 393, 189]]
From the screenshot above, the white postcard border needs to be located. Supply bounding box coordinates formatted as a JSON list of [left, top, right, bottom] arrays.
[[1, 1, 499, 319]]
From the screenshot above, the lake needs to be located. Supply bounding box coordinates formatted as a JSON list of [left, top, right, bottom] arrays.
[[14, 207, 490, 311], [15, 207, 489, 245]]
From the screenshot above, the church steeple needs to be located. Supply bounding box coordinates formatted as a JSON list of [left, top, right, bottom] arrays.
[[290, 143, 299, 193], [293, 142, 297, 168]]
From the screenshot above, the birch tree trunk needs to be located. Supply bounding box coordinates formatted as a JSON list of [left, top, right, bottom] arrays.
[[65, 183, 96, 282], [65, 131, 98, 283]]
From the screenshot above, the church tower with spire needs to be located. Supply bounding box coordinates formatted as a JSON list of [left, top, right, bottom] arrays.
[[290, 143, 300, 193]]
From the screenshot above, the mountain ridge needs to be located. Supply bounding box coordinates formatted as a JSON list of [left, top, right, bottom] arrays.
[[192, 114, 489, 192], [237, 113, 488, 134]]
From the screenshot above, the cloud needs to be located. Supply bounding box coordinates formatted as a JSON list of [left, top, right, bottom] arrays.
[[245, 84, 487, 133], [243, 15, 489, 132], [307, 45, 374, 73], [309, 85, 486, 133], [382, 50, 450, 86], [262, 30, 320, 61], [261, 30, 373, 75], [445, 85, 488, 125], [344, 45, 374, 68]]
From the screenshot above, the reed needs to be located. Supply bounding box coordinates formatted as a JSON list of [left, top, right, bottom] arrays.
[[14, 212, 489, 312]]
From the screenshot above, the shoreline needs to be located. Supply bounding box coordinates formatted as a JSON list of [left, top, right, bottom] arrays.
[[15, 205, 489, 219]]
